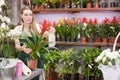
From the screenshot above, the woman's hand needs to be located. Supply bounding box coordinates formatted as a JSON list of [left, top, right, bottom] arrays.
[[23, 48, 32, 54], [21, 45, 32, 54]]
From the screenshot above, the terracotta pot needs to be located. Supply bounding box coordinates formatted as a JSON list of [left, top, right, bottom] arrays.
[[94, 37, 101, 42], [94, 3, 99, 8], [109, 37, 115, 43], [102, 37, 108, 43], [81, 38, 87, 43], [27, 59, 37, 70], [39, 4, 44, 9], [87, 3, 92, 8], [45, 76, 53, 80], [34, 5, 39, 10]]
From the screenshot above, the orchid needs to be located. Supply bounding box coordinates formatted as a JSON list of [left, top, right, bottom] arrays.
[[0, 0, 21, 58]]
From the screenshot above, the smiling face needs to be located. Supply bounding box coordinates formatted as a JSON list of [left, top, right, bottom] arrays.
[[21, 9, 33, 24]]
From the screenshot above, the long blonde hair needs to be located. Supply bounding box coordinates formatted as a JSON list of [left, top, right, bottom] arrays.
[[20, 6, 38, 35]]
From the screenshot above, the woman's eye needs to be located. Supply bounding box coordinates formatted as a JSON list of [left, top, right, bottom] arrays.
[[24, 14, 32, 16]]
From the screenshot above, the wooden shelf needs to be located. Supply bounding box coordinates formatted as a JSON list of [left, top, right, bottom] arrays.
[[56, 41, 120, 47], [33, 8, 120, 13]]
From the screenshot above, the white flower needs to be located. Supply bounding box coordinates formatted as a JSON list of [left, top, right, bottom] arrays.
[[0, 0, 5, 7], [95, 56, 102, 62], [96, 48, 120, 66], [7, 29, 22, 38], [0, 14, 2, 18], [5, 16, 10, 24], [88, 64, 92, 68], [0, 22, 9, 30], [1, 16, 10, 23], [83, 22, 87, 30], [0, 8, 1, 12], [102, 57, 107, 64]]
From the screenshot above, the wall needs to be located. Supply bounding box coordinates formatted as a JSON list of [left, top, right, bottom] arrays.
[[34, 11, 120, 23]]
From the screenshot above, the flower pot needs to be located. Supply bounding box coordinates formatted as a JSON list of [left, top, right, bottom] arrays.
[[27, 59, 37, 70], [109, 37, 115, 43], [81, 38, 87, 43], [94, 3, 99, 8], [98, 64, 120, 80], [87, 3, 92, 8], [102, 37, 108, 43], [94, 37, 101, 42]]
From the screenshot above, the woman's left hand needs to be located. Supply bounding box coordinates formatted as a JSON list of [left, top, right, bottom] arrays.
[[23, 48, 32, 54]]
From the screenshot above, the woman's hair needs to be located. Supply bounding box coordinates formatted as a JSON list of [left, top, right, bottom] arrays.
[[20, 6, 38, 35]]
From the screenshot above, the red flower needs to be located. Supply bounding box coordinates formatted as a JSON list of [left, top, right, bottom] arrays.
[[103, 17, 109, 25], [111, 16, 118, 24], [40, 19, 50, 35], [88, 18, 93, 26], [82, 17, 87, 23], [93, 18, 97, 24]]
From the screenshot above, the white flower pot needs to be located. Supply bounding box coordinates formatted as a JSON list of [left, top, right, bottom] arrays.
[[98, 63, 120, 80]]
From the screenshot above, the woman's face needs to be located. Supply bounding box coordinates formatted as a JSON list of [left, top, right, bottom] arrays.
[[21, 9, 33, 24]]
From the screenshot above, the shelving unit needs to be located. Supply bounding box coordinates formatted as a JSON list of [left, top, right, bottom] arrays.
[[33, 7, 120, 49], [56, 41, 120, 47], [33, 8, 120, 13]]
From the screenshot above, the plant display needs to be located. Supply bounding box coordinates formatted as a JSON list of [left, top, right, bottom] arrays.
[[20, 29, 48, 59]]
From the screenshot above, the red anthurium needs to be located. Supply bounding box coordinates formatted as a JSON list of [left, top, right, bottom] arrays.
[[93, 18, 97, 24], [103, 17, 109, 25], [82, 17, 87, 23], [111, 16, 118, 24], [88, 18, 93, 26]]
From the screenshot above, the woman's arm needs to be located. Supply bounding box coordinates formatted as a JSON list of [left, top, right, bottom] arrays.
[[14, 38, 32, 54]]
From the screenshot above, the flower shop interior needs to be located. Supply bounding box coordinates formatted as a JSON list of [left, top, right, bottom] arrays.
[[0, 0, 120, 80]]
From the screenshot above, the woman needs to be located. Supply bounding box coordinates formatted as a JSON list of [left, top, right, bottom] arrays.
[[14, 6, 55, 80]]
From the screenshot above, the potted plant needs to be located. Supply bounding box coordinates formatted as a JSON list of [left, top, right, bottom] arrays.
[[93, 0, 99, 8], [44, 47, 60, 80], [20, 29, 48, 70], [81, 48, 103, 80], [55, 48, 81, 80], [32, 0, 43, 9], [79, 22, 89, 43], [95, 48, 120, 80]]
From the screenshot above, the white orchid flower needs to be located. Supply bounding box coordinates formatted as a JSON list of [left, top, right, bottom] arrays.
[[8, 28, 22, 38], [0, 8, 1, 12], [0, 14, 2, 18], [118, 49, 120, 53], [0, 0, 5, 6], [1, 22, 6, 29], [5, 16, 10, 23]]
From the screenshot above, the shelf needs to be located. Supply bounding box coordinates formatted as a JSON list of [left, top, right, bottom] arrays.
[[33, 8, 120, 13], [56, 41, 120, 47]]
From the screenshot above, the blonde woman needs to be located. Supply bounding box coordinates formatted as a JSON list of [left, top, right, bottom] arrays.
[[14, 6, 55, 80]]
